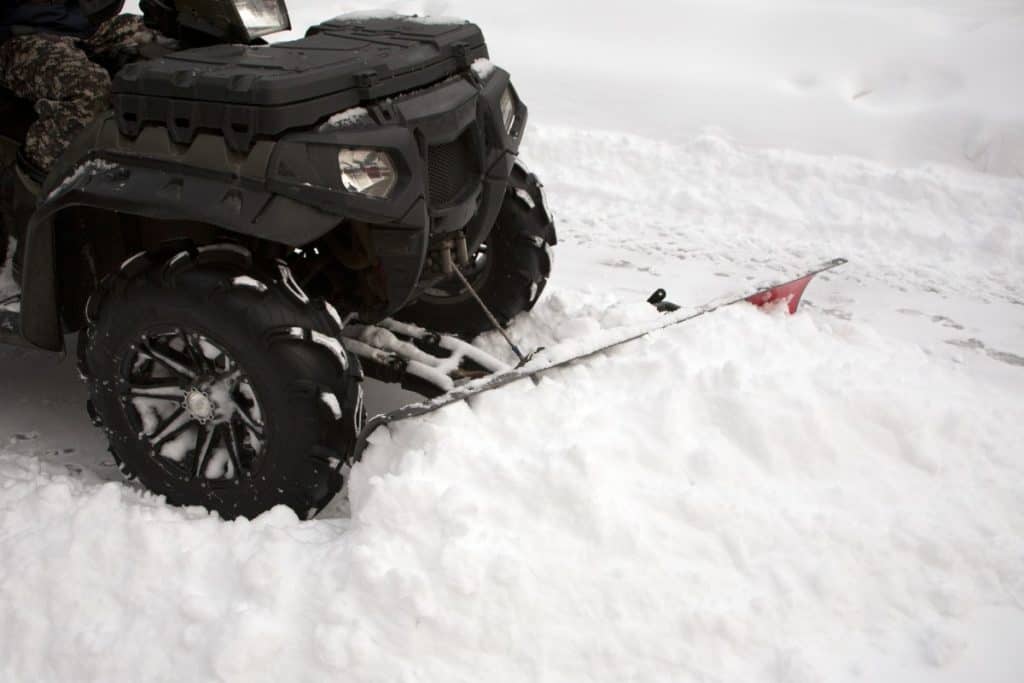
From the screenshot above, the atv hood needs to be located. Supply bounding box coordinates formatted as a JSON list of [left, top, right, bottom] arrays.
[[111, 14, 489, 151]]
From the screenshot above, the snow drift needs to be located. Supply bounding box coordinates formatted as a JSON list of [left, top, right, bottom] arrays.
[[3, 295, 1023, 682], [2, 1, 1023, 681]]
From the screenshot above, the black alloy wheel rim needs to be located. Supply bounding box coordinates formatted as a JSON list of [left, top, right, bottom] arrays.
[[119, 328, 267, 484]]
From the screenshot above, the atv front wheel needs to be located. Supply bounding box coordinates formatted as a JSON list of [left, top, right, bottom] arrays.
[[79, 246, 364, 520], [0, 211, 8, 274], [398, 166, 557, 338], [0, 154, 13, 272]]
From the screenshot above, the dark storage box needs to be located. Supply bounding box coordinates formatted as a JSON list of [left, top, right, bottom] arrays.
[[111, 15, 488, 151]]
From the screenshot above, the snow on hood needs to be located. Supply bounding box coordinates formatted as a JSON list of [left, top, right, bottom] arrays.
[[47, 159, 118, 201], [319, 106, 372, 132], [329, 10, 467, 25], [470, 57, 495, 81]]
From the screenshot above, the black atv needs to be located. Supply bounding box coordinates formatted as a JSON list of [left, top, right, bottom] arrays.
[[0, 0, 556, 519]]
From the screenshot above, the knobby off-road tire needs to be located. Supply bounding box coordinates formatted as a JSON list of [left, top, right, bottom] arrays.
[[78, 245, 365, 520], [0, 154, 13, 273], [398, 166, 557, 338], [0, 211, 8, 273]]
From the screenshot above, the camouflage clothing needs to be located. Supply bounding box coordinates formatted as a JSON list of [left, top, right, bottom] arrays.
[[0, 14, 163, 172]]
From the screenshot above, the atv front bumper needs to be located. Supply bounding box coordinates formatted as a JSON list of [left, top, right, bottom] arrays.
[[267, 67, 527, 313]]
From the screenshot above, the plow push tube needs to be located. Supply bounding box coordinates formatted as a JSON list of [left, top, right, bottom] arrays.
[[350, 257, 848, 462]]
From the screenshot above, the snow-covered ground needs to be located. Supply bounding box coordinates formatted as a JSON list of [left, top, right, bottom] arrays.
[[2, 1, 1023, 681], [284, 0, 1024, 177]]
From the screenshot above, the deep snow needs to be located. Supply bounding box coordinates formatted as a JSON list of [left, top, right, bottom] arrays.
[[3, 1, 1024, 681], [3, 292, 1024, 682]]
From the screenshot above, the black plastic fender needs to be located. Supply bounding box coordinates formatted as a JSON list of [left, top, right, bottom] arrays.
[[19, 61, 529, 351], [19, 115, 349, 351], [20, 165, 347, 351]]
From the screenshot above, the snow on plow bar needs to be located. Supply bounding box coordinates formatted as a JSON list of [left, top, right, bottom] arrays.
[[341, 319, 511, 397], [346, 257, 848, 462]]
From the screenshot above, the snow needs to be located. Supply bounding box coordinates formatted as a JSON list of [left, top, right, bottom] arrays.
[[48, 159, 118, 199], [330, 9, 404, 21], [322, 301, 345, 331], [0, 238, 17, 308], [342, 318, 510, 394], [320, 391, 343, 420], [471, 57, 496, 81], [3, 299, 1023, 681], [289, 327, 351, 371], [329, 10, 465, 26], [232, 275, 268, 292], [279, 0, 1024, 177], [319, 106, 372, 132], [2, 1, 1023, 682], [159, 425, 197, 464]]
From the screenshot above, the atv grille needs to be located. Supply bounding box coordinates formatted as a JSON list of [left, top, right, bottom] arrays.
[[427, 131, 477, 208]]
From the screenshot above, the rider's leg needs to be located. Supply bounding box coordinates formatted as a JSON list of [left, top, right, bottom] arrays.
[[84, 13, 166, 64], [0, 34, 111, 283], [0, 34, 111, 174]]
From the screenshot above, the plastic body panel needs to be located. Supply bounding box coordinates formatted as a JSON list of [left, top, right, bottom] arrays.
[[18, 59, 528, 351], [265, 65, 525, 313], [112, 16, 488, 151], [19, 114, 344, 351]]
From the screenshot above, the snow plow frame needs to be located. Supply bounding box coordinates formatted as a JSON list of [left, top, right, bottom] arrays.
[[349, 257, 848, 463]]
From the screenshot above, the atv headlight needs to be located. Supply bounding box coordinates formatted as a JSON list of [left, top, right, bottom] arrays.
[[500, 86, 517, 133], [232, 0, 291, 39], [338, 149, 397, 199]]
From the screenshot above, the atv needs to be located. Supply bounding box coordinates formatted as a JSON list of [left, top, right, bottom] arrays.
[[0, 1, 845, 521], [0, 0, 556, 519]]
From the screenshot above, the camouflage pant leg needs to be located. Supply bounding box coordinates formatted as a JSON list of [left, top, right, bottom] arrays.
[[84, 14, 172, 64], [0, 34, 110, 172]]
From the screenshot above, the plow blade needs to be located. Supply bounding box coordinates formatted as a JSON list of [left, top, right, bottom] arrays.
[[350, 257, 847, 462]]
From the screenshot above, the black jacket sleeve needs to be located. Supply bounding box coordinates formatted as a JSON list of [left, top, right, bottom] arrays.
[[79, 0, 127, 24], [2, 3, 83, 42]]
